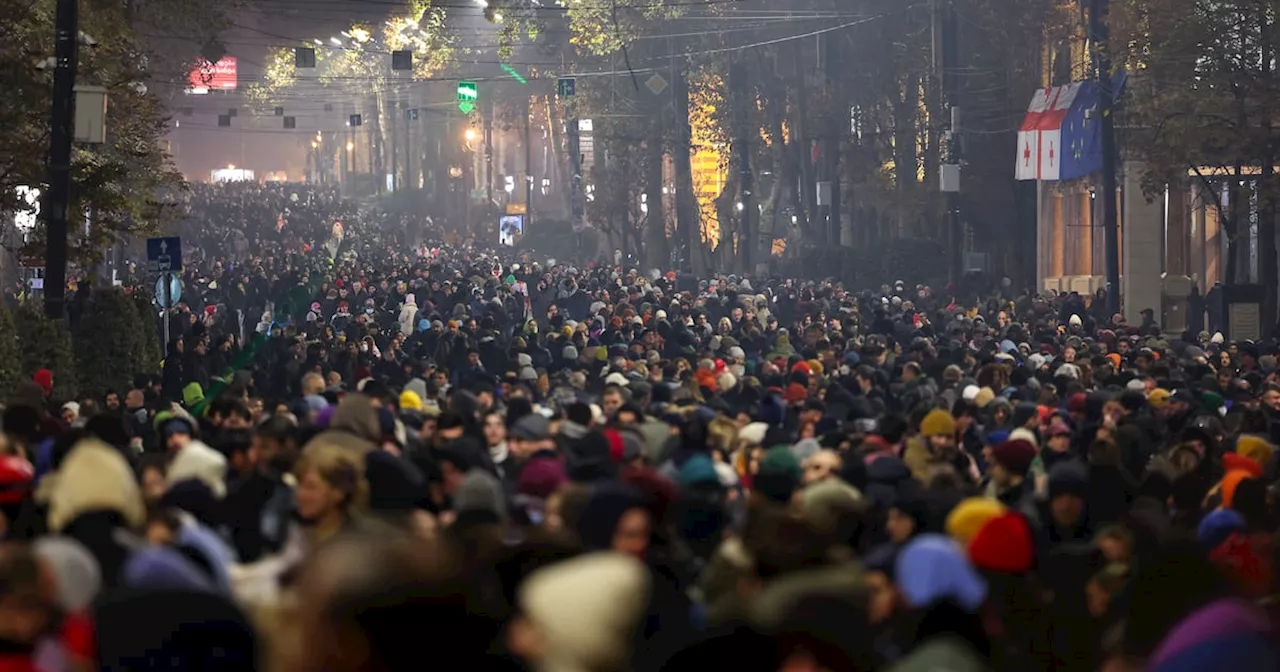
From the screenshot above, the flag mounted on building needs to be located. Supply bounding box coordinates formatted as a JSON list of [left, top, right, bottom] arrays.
[[1015, 88, 1053, 181], [1015, 82, 1079, 181], [1016, 73, 1126, 182]]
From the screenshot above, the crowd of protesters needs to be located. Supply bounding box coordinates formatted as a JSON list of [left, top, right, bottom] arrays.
[[0, 181, 1274, 671]]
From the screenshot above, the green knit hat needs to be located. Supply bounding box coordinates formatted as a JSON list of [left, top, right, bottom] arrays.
[[182, 382, 205, 408]]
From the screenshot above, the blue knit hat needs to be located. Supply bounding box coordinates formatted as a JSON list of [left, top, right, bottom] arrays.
[[896, 534, 987, 611]]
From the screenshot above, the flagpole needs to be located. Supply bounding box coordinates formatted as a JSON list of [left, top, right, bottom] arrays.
[[1090, 0, 1121, 317]]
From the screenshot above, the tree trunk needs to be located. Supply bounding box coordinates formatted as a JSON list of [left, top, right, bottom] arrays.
[[792, 41, 817, 248], [643, 139, 668, 269], [893, 74, 920, 237], [758, 127, 786, 274], [672, 62, 701, 274], [1260, 8, 1277, 334], [545, 95, 572, 217]]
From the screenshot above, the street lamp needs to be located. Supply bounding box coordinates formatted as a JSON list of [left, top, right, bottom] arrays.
[[311, 141, 318, 149], [346, 141, 354, 152], [464, 128, 478, 142]]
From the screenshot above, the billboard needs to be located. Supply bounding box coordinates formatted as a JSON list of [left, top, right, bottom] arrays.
[[499, 215, 524, 246], [211, 168, 254, 183], [187, 57, 238, 93]]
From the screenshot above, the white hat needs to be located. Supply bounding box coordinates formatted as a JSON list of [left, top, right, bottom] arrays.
[[604, 372, 629, 387], [738, 422, 768, 445], [1211, 332, 1225, 344], [1054, 363, 1081, 380], [962, 385, 980, 402], [1010, 427, 1039, 449], [1068, 314, 1083, 327], [518, 553, 649, 672]]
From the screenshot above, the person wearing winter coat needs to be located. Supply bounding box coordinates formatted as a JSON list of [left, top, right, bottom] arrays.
[[399, 294, 419, 336]]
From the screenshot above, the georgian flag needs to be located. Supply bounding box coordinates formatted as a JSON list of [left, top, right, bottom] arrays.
[[1015, 82, 1082, 181], [1016, 88, 1052, 181]]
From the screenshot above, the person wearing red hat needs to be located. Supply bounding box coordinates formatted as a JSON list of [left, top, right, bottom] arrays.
[[987, 439, 1041, 528]]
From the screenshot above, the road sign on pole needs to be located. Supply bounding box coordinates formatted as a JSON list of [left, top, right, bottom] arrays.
[[557, 77, 576, 97], [155, 274, 182, 308], [457, 80, 477, 114], [146, 236, 182, 274]]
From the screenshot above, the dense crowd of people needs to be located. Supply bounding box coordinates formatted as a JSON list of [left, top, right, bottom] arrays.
[[0, 181, 1276, 671]]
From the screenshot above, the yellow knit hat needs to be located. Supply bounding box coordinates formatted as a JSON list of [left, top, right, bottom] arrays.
[[920, 409, 956, 437], [1236, 434, 1275, 469], [973, 387, 996, 409], [1147, 388, 1171, 410], [945, 497, 1008, 548], [399, 390, 423, 412]]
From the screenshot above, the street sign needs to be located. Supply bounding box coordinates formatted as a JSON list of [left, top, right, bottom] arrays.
[[295, 47, 316, 68], [146, 236, 182, 273], [644, 72, 668, 95], [155, 274, 182, 308], [457, 80, 477, 102], [457, 80, 477, 113], [557, 77, 576, 97]]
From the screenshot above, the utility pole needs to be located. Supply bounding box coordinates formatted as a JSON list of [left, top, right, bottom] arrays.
[[936, 0, 963, 287], [44, 0, 79, 320], [525, 96, 534, 232], [822, 32, 842, 250], [567, 106, 584, 257], [390, 99, 399, 191], [484, 103, 494, 204], [1090, 0, 1121, 316], [731, 61, 753, 273]]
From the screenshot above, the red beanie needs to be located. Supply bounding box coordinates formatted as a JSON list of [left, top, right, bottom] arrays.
[[784, 383, 808, 404], [969, 511, 1035, 574], [991, 439, 1038, 476], [33, 369, 53, 398]]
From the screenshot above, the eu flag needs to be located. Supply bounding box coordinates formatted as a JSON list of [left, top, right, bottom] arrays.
[[1058, 73, 1126, 181]]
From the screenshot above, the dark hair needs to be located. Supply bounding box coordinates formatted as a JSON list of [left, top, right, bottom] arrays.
[[209, 397, 251, 423], [85, 414, 130, 448], [616, 402, 644, 421], [254, 415, 297, 444], [215, 429, 254, 460], [566, 402, 593, 426]]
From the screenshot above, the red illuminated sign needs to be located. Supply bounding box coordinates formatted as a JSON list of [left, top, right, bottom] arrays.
[[188, 57, 237, 92]]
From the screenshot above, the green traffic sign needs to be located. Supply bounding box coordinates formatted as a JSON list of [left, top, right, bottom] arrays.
[[459, 101, 475, 114], [457, 80, 477, 102]]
